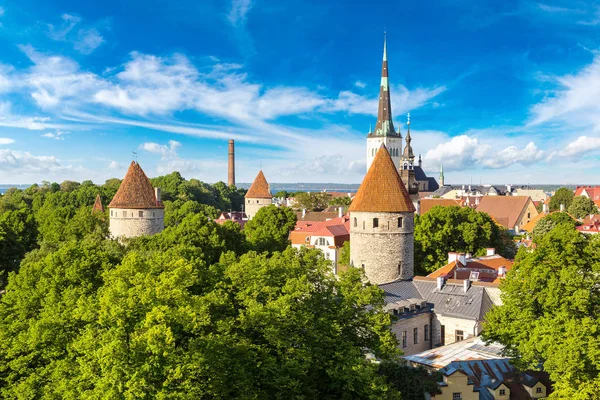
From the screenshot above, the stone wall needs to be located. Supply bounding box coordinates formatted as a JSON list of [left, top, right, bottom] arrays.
[[390, 312, 433, 355], [349, 211, 414, 284], [109, 208, 164, 238], [245, 197, 272, 219], [431, 314, 479, 347]]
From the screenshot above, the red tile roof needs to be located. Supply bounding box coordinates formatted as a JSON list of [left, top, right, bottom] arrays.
[[92, 194, 104, 213], [245, 170, 272, 198], [420, 198, 461, 214], [427, 254, 513, 283], [108, 161, 163, 209], [475, 196, 533, 229], [289, 216, 351, 247], [349, 145, 415, 213]]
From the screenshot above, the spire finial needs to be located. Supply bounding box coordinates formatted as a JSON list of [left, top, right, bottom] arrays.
[[383, 31, 387, 61], [407, 112, 411, 125], [132, 151, 138, 162]]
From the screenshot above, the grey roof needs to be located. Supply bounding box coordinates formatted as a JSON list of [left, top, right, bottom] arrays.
[[431, 185, 454, 197], [413, 166, 440, 191], [379, 279, 494, 321]]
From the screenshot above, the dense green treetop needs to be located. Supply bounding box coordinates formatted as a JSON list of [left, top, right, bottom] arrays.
[[567, 195, 598, 219], [414, 206, 516, 274], [243, 205, 297, 254], [531, 212, 577, 241], [483, 224, 600, 398], [549, 187, 574, 212], [294, 192, 331, 211]]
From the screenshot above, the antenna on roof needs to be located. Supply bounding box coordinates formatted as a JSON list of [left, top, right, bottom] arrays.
[[132, 151, 138, 162]]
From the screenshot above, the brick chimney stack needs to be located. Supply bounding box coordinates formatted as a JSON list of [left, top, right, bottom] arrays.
[[228, 140, 235, 187]]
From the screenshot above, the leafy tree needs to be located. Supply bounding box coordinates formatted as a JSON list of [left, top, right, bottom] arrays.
[[415, 206, 516, 274], [549, 187, 574, 212], [379, 363, 441, 400], [532, 212, 577, 240], [294, 192, 331, 211], [483, 224, 600, 398], [339, 240, 351, 267], [329, 196, 353, 207], [164, 199, 219, 227], [0, 208, 38, 287], [244, 205, 297, 253], [568, 196, 598, 219], [273, 190, 289, 198]]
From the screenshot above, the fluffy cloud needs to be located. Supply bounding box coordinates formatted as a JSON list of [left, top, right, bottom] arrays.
[[559, 136, 600, 158], [0, 138, 14, 145], [424, 135, 544, 171], [47, 14, 105, 54], [41, 130, 67, 140], [0, 148, 67, 174]]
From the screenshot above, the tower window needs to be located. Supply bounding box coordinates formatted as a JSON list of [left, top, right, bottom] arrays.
[[122, 211, 127, 217], [398, 262, 402, 275], [401, 331, 407, 348], [398, 217, 403, 228], [373, 218, 379, 228], [414, 327, 418, 344], [363, 221, 365, 230], [257, 200, 259, 203], [139, 211, 143, 218], [353, 217, 357, 227]]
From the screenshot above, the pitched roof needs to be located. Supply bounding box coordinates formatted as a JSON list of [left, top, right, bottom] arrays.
[[92, 194, 104, 213], [475, 196, 533, 229], [427, 254, 513, 283], [245, 170, 272, 198], [349, 145, 415, 213], [420, 198, 462, 215], [108, 161, 163, 209]]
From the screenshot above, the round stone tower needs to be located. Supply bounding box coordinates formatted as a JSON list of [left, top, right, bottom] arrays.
[[244, 170, 272, 219], [349, 145, 415, 284], [108, 161, 164, 238]]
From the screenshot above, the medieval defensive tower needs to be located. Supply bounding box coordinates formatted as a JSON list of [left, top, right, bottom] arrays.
[[108, 161, 164, 238], [244, 170, 272, 219], [349, 145, 415, 284], [228, 139, 235, 187]]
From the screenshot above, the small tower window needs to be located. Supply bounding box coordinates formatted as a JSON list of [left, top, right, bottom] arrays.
[[353, 217, 357, 227], [139, 211, 143, 218], [363, 221, 365, 230], [122, 211, 127, 217], [257, 200, 259, 203], [398, 261, 402, 275], [373, 218, 379, 228], [398, 217, 403, 228]]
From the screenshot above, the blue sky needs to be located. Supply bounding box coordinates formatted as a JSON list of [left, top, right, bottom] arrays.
[[0, 0, 600, 185]]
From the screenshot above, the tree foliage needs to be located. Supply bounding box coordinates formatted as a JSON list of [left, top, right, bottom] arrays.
[[568, 196, 598, 219], [414, 206, 517, 274], [483, 224, 600, 398], [531, 212, 577, 241], [243, 205, 297, 253], [0, 212, 402, 399], [294, 192, 331, 211], [549, 187, 574, 212]]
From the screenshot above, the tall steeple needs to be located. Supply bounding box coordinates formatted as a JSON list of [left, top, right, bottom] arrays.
[[373, 34, 399, 138], [402, 113, 415, 162], [400, 113, 418, 196]]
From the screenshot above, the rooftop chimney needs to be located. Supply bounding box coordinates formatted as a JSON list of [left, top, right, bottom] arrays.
[[486, 248, 496, 256], [338, 207, 343, 218], [448, 252, 458, 264], [437, 276, 445, 291], [560, 203, 565, 212], [457, 253, 467, 265], [498, 265, 506, 278], [543, 202, 549, 214], [154, 187, 161, 203], [463, 279, 471, 293], [228, 140, 235, 187], [302, 208, 306, 218]]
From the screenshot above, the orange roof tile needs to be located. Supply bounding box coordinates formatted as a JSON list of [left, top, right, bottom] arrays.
[[420, 198, 462, 214], [521, 211, 547, 232], [92, 194, 104, 213], [349, 145, 415, 213], [245, 170, 272, 199], [108, 161, 163, 209], [475, 196, 533, 229]]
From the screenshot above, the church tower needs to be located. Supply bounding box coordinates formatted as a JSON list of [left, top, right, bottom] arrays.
[[108, 161, 164, 238], [366, 35, 402, 171], [439, 164, 445, 186], [400, 113, 418, 196], [350, 145, 415, 284], [245, 170, 272, 219]]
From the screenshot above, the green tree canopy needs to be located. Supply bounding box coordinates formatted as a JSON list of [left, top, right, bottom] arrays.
[[549, 187, 574, 212], [414, 206, 516, 274], [243, 205, 297, 253], [483, 224, 600, 398], [567, 195, 598, 219], [294, 192, 331, 211], [531, 212, 577, 241]]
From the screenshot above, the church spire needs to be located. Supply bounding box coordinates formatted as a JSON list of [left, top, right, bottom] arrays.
[[402, 113, 415, 161], [439, 164, 445, 186], [374, 33, 398, 137]]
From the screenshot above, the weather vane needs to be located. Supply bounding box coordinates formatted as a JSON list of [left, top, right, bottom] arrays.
[[132, 151, 138, 162]]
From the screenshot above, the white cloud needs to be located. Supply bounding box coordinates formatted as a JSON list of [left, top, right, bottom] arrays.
[[74, 28, 104, 54], [228, 0, 253, 27], [0, 138, 14, 145], [47, 13, 105, 54], [354, 80, 367, 88], [140, 140, 225, 176], [557, 136, 600, 158], [482, 142, 544, 168], [41, 130, 67, 140], [0, 148, 69, 174], [108, 160, 121, 169]]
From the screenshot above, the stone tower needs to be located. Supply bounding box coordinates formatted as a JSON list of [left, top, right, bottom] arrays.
[[108, 161, 164, 238], [366, 34, 403, 171], [245, 170, 272, 219], [349, 145, 415, 284]]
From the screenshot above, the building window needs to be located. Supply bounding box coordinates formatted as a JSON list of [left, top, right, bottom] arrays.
[[373, 218, 379, 228], [361, 264, 365, 270], [455, 330, 464, 342], [424, 324, 429, 341], [122, 211, 127, 217], [153, 212, 155, 217], [248, 200, 250, 204], [413, 327, 418, 344], [257, 200, 259, 203], [499, 389, 506, 395], [354, 217, 357, 227], [139, 211, 143, 218], [363, 221, 365, 230], [398, 262, 402, 275], [398, 217, 403, 228], [317, 237, 329, 246], [110, 210, 113, 216], [401, 331, 407, 348], [452, 393, 462, 400], [536, 387, 542, 393], [527, 212, 531, 218]]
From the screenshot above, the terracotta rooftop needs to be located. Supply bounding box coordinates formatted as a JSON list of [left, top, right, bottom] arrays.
[[420, 198, 461, 215], [92, 194, 104, 213], [427, 254, 513, 283], [475, 196, 533, 229], [349, 145, 415, 213], [245, 170, 272, 199], [108, 161, 163, 209]]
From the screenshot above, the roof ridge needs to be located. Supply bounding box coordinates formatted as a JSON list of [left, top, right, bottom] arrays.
[[245, 170, 272, 198]]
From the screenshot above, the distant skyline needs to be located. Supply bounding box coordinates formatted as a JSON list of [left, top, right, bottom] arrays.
[[0, 0, 600, 185]]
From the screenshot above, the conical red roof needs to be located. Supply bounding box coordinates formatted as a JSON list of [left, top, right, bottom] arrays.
[[108, 161, 163, 209], [349, 145, 415, 213], [92, 194, 104, 213], [245, 170, 272, 199]]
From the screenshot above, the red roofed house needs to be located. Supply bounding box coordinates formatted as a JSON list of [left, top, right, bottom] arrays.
[[427, 249, 513, 285], [289, 215, 350, 274], [245, 170, 272, 219], [108, 161, 164, 238], [475, 196, 538, 233], [575, 186, 600, 208], [577, 214, 600, 234], [214, 211, 248, 229]]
